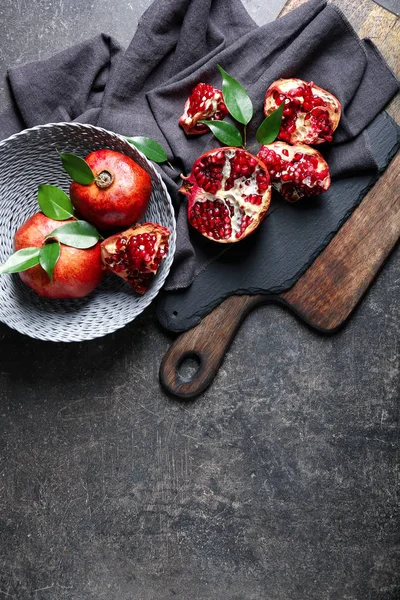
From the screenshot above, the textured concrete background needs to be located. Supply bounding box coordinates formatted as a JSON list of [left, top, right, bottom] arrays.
[[0, 1, 399, 599]]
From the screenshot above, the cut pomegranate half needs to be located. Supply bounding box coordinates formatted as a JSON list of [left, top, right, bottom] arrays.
[[264, 78, 341, 145], [258, 141, 331, 202], [179, 83, 229, 135], [101, 222, 170, 295], [180, 147, 271, 243]]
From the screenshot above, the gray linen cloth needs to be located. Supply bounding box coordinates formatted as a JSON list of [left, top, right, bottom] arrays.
[[0, 0, 398, 290]]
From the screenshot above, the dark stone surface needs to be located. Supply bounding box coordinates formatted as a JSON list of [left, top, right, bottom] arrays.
[[0, 2, 399, 599]]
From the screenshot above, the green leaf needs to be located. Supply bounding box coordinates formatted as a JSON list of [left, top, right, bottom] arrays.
[[37, 184, 74, 220], [47, 220, 100, 249], [39, 242, 60, 281], [256, 102, 285, 145], [217, 65, 253, 125], [0, 247, 41, 274], [126, 136, 168, 163], [58, 151, 95, 185], [199, 121, 243, 147]]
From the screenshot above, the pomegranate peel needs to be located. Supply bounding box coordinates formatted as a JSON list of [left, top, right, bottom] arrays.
[[70, 149, 152, 231], [264, 78, 341, 145], [179, 83, 229, 135], [180, 147, 271, 243], [13, 213, 103, 299], [101, 222, 170, 295], [258, 141, 330, 202]]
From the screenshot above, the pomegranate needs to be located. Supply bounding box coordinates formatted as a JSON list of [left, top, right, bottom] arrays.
[[101, 222, 170, 295], [179, 83, 229, 135], [258, 141, 330, 202], [70, 149, 152, 231], [14, 213, 103, 299], [264, 78, 341, 145], [180, 147, 271, 243]]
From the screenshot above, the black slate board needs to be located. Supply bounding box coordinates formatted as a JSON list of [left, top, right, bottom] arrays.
[[373, 0, 400, 17], [156, 112, 400, 333]]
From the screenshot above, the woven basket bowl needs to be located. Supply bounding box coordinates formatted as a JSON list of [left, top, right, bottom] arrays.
[[0, 122, 176, 342]]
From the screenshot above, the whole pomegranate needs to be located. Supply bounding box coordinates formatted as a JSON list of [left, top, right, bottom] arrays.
[[258, 141, 330, 202], [264, 78, 341, 145], [14, 213, 103, 299], [101, 222, 170, 295], [179, 83, 228, 135], [180, 147, 271, 243], [70, 149, 152, 230]]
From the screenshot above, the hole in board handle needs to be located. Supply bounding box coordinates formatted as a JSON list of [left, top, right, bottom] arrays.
[[177, 352, 202, 382]]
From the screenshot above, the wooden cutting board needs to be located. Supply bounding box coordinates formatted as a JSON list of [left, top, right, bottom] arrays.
[[159, 0, 400, 398], [160, 148, 399, 398]]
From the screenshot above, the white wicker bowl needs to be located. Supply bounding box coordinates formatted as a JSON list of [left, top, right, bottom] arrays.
[[0, 122, 176, 342]]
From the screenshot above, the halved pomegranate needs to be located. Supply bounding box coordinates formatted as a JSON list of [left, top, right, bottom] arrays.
[[180, 147, 271, 243], [101, 222, 170, 295], [258, 141, 330, 202], [264, 78, 341, 145], [179, 83, 228, 135]]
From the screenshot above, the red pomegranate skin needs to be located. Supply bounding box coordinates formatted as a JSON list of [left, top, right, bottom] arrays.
[[70, 149, 152, 230], [14, 213, 103, 299]]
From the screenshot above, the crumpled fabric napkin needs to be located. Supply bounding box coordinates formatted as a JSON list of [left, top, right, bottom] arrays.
[[0, 0, 398, 291]]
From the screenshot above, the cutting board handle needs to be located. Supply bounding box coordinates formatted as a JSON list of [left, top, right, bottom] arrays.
[[159, 294, 266, 398]]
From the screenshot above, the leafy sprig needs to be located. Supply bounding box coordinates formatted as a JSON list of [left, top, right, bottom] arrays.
[[58, 151, 96, 185], [39, 242, 61, 281], [256, 102, 285, 145], [200, 64, 284, 150], [126, 137, 167, 163], [45, 220, 100, 249], [0, 248, 42, 274], [37, 184, 74, 220], [0, 243, 62, 281], [217, 65, 253, 126], [199, 121, 243, 147]]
